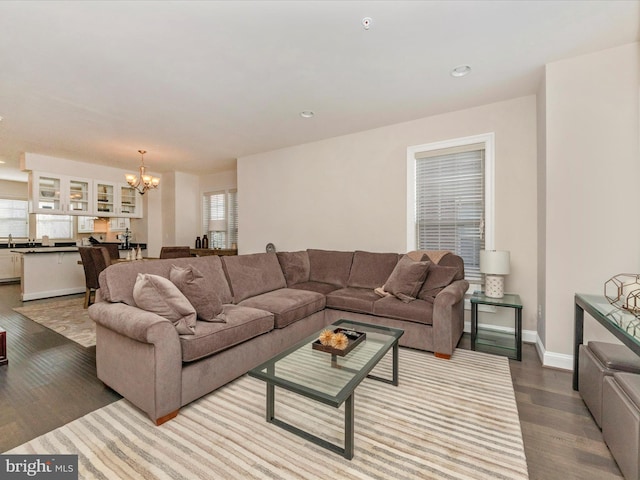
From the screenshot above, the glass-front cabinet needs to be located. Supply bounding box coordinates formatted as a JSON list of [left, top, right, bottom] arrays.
[[94, 182, 141, 218], [119, 185, 140, 217], [95, 181, 117, 215], [30, 173, 143, 218], [30, 173, 92, 215]]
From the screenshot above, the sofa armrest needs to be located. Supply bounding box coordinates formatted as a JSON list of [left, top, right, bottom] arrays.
[[433, 279, 469, 358], [88, 301, 182, 424], [89, 301, 179, 345]]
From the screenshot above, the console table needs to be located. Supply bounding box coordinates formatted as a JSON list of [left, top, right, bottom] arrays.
[[573, 293, 640, 390]]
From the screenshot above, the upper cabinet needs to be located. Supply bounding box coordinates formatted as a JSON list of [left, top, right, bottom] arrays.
[[94, 182, 142, 218], [118, 185, 142, 217], [29, 173, 143, 218], [30, 173, 93, 215]]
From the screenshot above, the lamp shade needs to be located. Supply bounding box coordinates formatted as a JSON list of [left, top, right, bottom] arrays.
[[479, 250, 510, 275], [209, 219, 227, 232]]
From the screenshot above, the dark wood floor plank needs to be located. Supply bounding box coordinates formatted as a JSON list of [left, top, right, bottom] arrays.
[[0, 283, 625, 478], [0, 283, 120, 451]]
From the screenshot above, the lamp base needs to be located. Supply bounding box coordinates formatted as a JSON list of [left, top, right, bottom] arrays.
[[485, 275, 505, 298]]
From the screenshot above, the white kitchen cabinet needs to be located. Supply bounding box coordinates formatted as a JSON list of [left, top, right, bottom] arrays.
[[109, 217, 130, 231], [94, 182, 142, 218], [118, 184, 142, 217], [77, 216, 95, 233], [17, 249, 84, 300], [0, 250, 21, 281], [29, 173, 93, 215], [29, 172, 143, 218], [94, 181, 117, 216]]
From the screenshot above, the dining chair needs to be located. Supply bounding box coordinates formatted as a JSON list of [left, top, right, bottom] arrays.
[[93, 243, 120, 263], [79, 246, 111, 308], [159, 246, 192, 259]]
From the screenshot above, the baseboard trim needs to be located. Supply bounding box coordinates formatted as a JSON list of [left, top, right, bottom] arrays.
[[534, 334, 573, 370]]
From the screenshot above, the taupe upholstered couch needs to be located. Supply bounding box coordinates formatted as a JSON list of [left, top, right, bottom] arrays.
[[89, 249, 468, 424]]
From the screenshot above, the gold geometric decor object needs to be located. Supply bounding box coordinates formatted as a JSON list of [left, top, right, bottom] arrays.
[[605, 273, 640, 317]]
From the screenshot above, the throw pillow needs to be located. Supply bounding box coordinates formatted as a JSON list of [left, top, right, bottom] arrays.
[[169, 265, 225, 322], [382, 255, 431, 303], [418, 264, 459, 302], [133, 273, 197, 335]]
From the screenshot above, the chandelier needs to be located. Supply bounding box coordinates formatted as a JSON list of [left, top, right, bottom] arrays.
[[125, 149, 160, 195]]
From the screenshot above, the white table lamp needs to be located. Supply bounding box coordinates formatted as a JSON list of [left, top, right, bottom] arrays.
[[208, 219, 227, 249], [480, 250, 510, 298]]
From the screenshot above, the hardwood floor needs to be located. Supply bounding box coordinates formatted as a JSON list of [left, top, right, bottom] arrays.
[[0, 283, 624, 478], [0, 283, 120, 452]]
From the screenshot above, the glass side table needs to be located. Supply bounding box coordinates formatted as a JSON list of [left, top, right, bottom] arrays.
[[470, 293, 522, 361]]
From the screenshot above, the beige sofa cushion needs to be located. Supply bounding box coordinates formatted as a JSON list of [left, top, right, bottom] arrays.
[[326, 287, 380, 314], [347, 251, 400, 289], [133, 273, 196, 335], [373, 295, 434, 325], [276, 251, 310, 286], [238, 288, 325, 328], [222, 253, 287, 303], [307, 249, 354, 287], [179, 305, 274, 362]]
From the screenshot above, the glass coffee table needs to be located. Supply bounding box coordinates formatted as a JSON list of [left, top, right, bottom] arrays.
[[248, 319, 404, 459]]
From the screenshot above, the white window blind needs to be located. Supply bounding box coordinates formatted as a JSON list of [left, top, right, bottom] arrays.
[[415, 147, 485, 282], [202, 189, 238, 249], [36, 214, 73, 239], [0, 199, 28, 237]]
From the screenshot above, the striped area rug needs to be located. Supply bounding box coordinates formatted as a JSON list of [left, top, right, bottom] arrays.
[[8, 348, 528, 479]]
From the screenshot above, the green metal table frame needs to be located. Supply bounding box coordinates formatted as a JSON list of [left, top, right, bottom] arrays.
[[249, 320, 403, 460]]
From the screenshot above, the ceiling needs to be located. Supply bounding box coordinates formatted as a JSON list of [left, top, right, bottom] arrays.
[[0, 1, 638, 182]]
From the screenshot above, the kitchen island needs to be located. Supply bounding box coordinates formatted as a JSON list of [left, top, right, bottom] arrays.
[[12, 247, 85, 301]]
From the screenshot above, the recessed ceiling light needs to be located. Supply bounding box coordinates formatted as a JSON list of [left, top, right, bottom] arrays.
[[0, 160, 5, 164], [300, 111, 314, 118], [450, 65, 471, 77]]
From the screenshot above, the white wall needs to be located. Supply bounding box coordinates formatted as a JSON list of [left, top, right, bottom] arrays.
[[161, 171, 200, 249], [536, 73, 547, 348], [0, 179, 27, 199], [543, 43, 640, 362], [238, 95, 538, 333]]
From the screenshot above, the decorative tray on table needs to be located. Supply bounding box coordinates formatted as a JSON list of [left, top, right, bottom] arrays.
[[312, 328, 366, 356]]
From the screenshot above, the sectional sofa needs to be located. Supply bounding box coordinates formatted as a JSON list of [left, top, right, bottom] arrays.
[[89, 249, 468, 424]]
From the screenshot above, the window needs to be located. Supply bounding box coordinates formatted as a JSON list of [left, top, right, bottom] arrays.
[[0, 199, 28, 237], [202, 189, 238, 249], [36, 214, 73, 240], [407, 133, 494, 283]]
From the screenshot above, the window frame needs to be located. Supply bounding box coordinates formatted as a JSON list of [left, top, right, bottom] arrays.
[[202, 188, 237, 249], [406, 132, 495, 285]]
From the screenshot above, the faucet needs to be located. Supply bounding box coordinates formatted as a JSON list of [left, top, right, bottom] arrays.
[[8, 234, 12, 248]]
